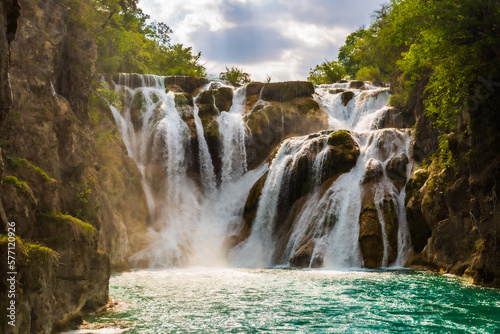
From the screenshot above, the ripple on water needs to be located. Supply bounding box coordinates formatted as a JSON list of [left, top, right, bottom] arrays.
[[67, 268, 500, 334]]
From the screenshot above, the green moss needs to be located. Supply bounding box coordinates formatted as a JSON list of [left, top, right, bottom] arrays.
[[3, 176, 33, 195], [327, 130, 352, 146], [174, 92, 193, 106], [0, 236, 58, 265], [38, 212, 97, 243], [6, 158, 55, 182]]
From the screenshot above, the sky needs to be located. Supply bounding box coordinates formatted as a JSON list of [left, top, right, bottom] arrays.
[[138, 0, 388, 82]]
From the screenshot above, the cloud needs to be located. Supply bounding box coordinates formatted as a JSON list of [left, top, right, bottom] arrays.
[[138, 0, 387, 81]]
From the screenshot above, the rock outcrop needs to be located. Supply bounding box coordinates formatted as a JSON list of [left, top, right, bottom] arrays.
[[0, 0, 149, 332], [402, 73, 500, 287], [244, 81, 329, 169]]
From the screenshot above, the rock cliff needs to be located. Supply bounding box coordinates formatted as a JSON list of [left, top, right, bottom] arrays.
[[404, 78, 500, 287], [0, 0, 148, 332]]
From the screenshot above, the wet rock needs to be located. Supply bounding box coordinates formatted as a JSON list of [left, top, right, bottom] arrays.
[[245, 98, 329, 169], [387, 155, 409, 191], [381, 195, 399, 264], [245, 82, 265, 113], [174, 92, 194, 107], [358, 204, 383, 268], [214, 86, 233, 112], [321, 130, 360, 182], [165, 76, 209, 94], [349, 80, 365, 89], [289, 239, 323, 268], [260, 81, 315, 102], [363, 158, 384, 184], [341, 91, 355, 106], [242, 172, 268, 231]]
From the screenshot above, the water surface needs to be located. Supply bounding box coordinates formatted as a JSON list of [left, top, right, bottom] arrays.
[[76, 268, 500, 333]]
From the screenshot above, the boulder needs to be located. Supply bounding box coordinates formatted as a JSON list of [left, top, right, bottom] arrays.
[[386, 154, 409, 190], [289, 239, 323, 268], [363, 158, 384, 184], [341, 91, 355, 106], [260, 81, 315, 103], [358, 204, 383, 268], [349, 80, 365, 89], [165, 76, 209, 94]]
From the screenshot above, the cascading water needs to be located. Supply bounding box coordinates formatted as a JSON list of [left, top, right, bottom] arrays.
[[106, 75, 412, 269], [107, 74, 262, 267], [217, 86, 248, 187], [232, 83, 412, 268]]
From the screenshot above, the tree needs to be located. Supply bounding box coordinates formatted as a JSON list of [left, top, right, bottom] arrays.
[[307, 60, 346, 85], [219, 66, 251, 85]]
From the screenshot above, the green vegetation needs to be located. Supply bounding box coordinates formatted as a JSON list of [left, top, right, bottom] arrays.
[[3, 175, 33, 195], [67, 181, 99, 223], [220, 66, 251, 85], [0, 236, 58, 265], [38, 212, 97, 243], [6, 157, 55, 182], [327, 130, 351, 146], [96, 82, 122, 109], [307, 60, 346, 85], [328, 0, 500, 166], [64, 0, 206, 76]]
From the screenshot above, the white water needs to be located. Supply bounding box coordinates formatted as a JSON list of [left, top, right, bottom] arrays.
[[217, 86, 248, 187], [107, 76, 412, 269], [108, 75, 259, 267], [234, 83, 412, 268]]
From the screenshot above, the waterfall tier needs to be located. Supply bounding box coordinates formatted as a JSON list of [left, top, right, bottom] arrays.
[[105, 75, 412, 269]]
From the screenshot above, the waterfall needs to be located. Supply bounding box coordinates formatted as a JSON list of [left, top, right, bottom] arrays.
[[106, 76, 412, 269], [217, 86, 248, 187], [233, 83, 412, 268], [107, 74, 259, 267]]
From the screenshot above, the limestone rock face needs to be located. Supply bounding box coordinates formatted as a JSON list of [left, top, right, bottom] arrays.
[[165, 75, 209, 94], [245, 82, 329, 169], [358, 204, 383, 268], [289, 239, 323, 268], [0, 0, 123, 331]]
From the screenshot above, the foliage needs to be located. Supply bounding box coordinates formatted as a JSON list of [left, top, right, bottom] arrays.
[[356, 66, 383, 83], [307, 60, 346, 85], [220, 66, 251, 85], [96, 81, 122, 108], [334, 0, 500, 164], [63, 0, 206, 76]]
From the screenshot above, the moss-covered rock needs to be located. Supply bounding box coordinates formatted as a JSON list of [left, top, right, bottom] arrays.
[[214, 86, 233, 112], [349, 80, 365, 89], [165, 76, 209, 94], [321, 130, 360, 182], [245, 98, 329, 169], [174, 92, 193, 107], [260, 81, 315, 102], [130, 91, 146, 131]]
